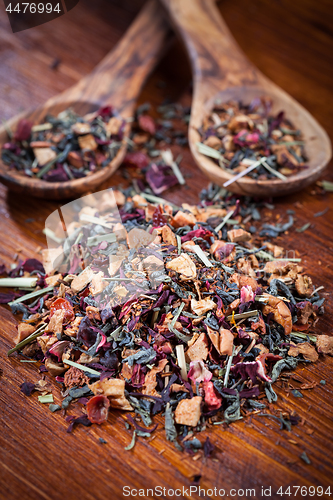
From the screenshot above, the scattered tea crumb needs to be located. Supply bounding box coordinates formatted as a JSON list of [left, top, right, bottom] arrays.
[[300, 452, 311, 465]]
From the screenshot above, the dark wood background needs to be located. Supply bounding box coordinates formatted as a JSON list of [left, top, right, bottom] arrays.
[[0, 1, 332, 499]]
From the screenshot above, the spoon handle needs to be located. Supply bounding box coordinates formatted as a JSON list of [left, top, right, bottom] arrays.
[[51, 0, 171, 114], [160, 0, 255, 101]]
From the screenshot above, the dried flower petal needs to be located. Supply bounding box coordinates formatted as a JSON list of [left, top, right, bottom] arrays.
[[86, 395, 110, 424]]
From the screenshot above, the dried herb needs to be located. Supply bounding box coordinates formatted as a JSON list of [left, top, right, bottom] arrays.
[[317, 180, 333, 192], [38, 394, 54, 404], [2, 107, 125, 182], [300, 452, 311, 465], [20, 381, 36, 396], [165, 403, 177, 442], [125, 430, 137, 451], [198, 98, 307, 181], [49, 404, 61, 412], [0, 100, 328, 456]]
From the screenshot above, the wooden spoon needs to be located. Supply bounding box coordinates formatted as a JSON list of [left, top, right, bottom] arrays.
[[0, 0, 170, 200], [160, 0, 332, 197]]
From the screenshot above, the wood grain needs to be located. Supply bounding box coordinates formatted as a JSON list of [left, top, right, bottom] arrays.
[[0, 1, 333, 499], [160, 0, 332, 197], [0, 0, 171, 199]]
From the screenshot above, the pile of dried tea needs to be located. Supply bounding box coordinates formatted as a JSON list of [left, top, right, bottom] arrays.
[[1, 185, 330, 455], [1, 107, 125, 182], [197, 98, 307, 182]]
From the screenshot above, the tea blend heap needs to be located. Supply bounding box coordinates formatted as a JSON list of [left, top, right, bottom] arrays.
[[197, 98, 307, 181], [2, 185, 330, 455], [1, 107, 125, 182]]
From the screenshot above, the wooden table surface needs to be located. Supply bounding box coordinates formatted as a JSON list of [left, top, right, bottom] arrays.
[[0, 1, 332, 499]]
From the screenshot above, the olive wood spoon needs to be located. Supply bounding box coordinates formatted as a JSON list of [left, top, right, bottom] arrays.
[[0, 0, 170, 200], [160, 0, 332, 197]]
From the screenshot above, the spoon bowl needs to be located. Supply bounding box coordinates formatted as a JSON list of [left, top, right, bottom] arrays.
[[161, 0, 332, 197], [0, 100, 130, 199], [0, 0, 170, 200]]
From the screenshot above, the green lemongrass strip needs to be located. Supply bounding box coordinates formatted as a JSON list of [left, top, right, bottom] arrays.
[[169, 326, 192, 342], [170, 302, 185, 329], [125, 431, 136, 451], [140, 192, 179, 209], [224, 346, 236, 387], [63, 359, 101, 376], [223, 218, 239, 226], [319, 180, 333, 192], [212, 187, 228, 201], [139, 294, 155, 300], [255, 294, 289, 304], [280, 128, 300, 136], [0, 277, 38, 288], [227, 310, 258, 322], [36, 153, 62, 178], [279, 141, 305, 146], [192, 245, 213, 268], [87, 233, 117, 247], [107, 326, 123, 342], [169, 326, 192, 344], [20, 360, 37, 363], [176, 344, 188, 381], [104, 277, 133, 282], [255, 296, 269, 303], [9, 285, 54, 306], [291, 331, 317, 343], [196, 142, 223, 160], [74, 231, 83, 246], [43, 227, 64, 244], [223, 157, 267, 188], [311, 285, 324, 297], [262, 161, 287, 181], [161, 149, 185, 185], [273, 258, 302, 262], [214, 209, 235, 233], [146, 149, 161, 158], [79, 214, 112, 229], [169, 302, 191, 342], [38, 394, 54, 404], [296, 222, 311, 233], [254, 249, 276, 261], [7, 323, 47, 356], [32, 123, 53, 133], [182, 311, 199, 319], [176, 235, 181, 255], [241, 158, 259, 167]]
